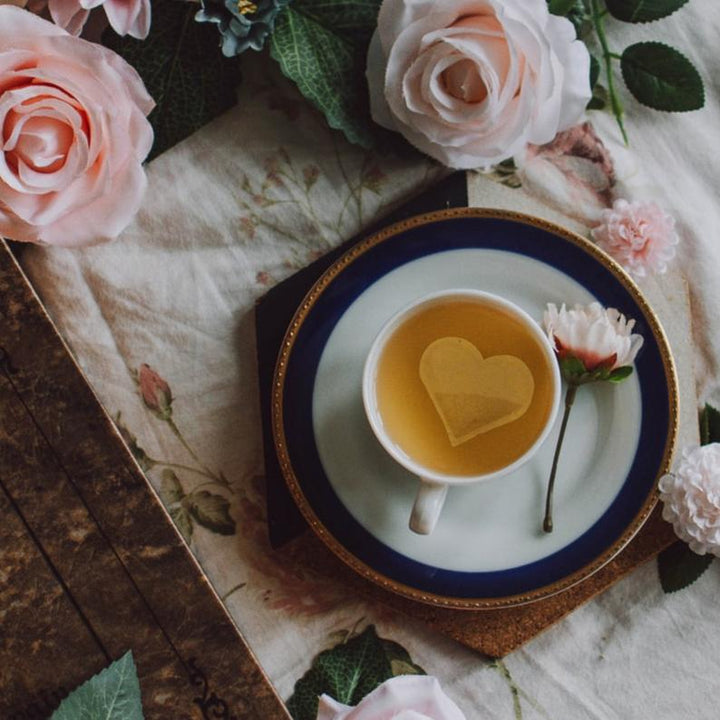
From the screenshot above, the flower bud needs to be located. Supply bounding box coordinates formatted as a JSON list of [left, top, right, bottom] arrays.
[[138, 363, 173, 420]]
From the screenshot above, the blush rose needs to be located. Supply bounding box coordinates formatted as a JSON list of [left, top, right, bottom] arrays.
[[0, 6, 154, 247], [49, 0, 151, 39], [366, 0, 591, 169], [316, 676, 467, 720]]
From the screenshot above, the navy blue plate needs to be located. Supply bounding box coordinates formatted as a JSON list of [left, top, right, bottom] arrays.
[[272, 210, 677, 608]]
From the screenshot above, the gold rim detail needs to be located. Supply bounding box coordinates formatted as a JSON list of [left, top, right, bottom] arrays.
[[271, 208, 679, 610]]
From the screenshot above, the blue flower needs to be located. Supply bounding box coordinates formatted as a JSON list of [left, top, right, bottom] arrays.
[[196, 0, 292, 56]]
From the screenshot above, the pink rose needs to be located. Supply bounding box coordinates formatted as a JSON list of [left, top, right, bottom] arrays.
[[316, 676, 466, 720], [366, 0, 591, 169], [516, 122, 615, 227], [0, 7, 154, 247], [591, 199, 679, 279], [49, 0, 150, 39]]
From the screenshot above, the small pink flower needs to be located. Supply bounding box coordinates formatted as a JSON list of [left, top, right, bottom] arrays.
[[317, 676, 466, 720], [48, 0, 150, 38], [138, 363, 173, 419], [544, 303, 643, 376], [591, 199, 679, 279], [659, 445, 720, 556]]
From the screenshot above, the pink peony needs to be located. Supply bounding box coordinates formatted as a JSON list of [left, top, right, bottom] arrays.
[[317, 676, 466, 720], [591, 199, 679, 279], [366, 0, 591, 169], [659, 445, 720, 556], [49, 0, 150, 39], [0, 7, 154, 246], [544, 303, 643, 374]]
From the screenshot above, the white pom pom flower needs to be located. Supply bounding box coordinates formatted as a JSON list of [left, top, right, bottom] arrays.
[[659, 444, 720, 556]]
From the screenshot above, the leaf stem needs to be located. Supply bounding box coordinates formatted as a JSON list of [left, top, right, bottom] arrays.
[[590, 0, 628, 145], [543, 384, 578, 533]]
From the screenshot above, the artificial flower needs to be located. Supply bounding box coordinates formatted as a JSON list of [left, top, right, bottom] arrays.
[[515, 122, 615, 227], [138, 364, 173, 420], [659, 445, 720, 556], [316, 676, 466, 720], [48, 0, 150, 38], [591, 199, 679, 279], [0, 6, 154, 247], [366, 0, 591, 169], [195, 0, 291, 57], [541, 302, 643, 532], [543, 302, 644, 381]]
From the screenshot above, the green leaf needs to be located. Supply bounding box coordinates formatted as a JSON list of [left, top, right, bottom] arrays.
[[103, 0, 241, 160], [658, 540, 714, 593], [51, 651, 144, 719], [559, 356, 587, 379], [621, 42, 704, 112], [170, 506, 194, 542], [160, 469, 184, 504], [269, 0, 382, 148], [287, 626, 424, 720], [699, 404, 720, 445], [587, 84, 608, 110], [589, 54, 601, 90], [187, 491, 235, 535], [548, 0, 577, 15], [606, 0, 689, 23], [607, 365, 634, 383]]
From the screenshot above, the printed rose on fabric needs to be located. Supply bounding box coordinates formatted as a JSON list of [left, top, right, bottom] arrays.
[[316, 676, 467, 720], [544, 303, 643, 382], [138, 364, 173, 419], [48, 0, 150, 39], [366, 0, 591, 169], [659, 445, 720, 557], [0, 7, 154, 247], [591, 199, 679, 279], [516, 122, 615, 227]]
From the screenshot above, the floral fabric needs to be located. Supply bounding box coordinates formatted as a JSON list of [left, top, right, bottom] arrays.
[[19, 9, 720, 717]]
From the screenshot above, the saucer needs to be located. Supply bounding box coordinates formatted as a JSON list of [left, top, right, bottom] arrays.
[[272, 209, 677, 608]]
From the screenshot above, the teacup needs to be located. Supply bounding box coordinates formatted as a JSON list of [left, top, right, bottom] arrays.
[[362, 289, 561, 535]]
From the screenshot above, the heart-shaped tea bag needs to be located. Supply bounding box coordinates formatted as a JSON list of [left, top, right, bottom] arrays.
[[419, 337, 535, 447]]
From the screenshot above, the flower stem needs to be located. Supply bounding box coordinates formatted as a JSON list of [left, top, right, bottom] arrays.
[[590, 0, 628, 145], [543, 384, 578, 533]]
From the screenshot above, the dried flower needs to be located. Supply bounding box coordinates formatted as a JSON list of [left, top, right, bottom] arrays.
[[659, 445, 720, 556], [544, 302, 644, 383], [138, 363, 173, 420], [195, 0, 291, 57], [317, 676, 466, 720], [541, 302, 643, 532], [591, 199, 679, 279]]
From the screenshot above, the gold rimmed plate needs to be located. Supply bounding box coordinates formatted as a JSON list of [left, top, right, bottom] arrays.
[[272, 209, 677, 609]]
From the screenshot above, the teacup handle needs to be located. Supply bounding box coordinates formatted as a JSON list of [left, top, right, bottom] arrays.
[[409, 479, 449, 535]]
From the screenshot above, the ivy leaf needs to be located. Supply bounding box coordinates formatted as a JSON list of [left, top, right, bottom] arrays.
[[621, 42, 704, 112], [187, 491, 236, 535], [699, 404, 720, 445], [269, 0, 382, 148], [287, 626, 424, 720], [103, 0, 241, 160], [658, 541, 714, 593], [51, 651, 143, 719], [606, 0, 689, 23]]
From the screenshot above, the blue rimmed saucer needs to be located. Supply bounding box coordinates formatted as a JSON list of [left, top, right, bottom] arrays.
[[271, 209, 677, 609]]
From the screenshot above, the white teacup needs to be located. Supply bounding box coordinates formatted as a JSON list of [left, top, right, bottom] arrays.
[[362, 289, 561, 535]]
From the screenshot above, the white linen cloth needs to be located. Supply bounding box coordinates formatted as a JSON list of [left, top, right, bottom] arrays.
[[20, 6, 720, 717]]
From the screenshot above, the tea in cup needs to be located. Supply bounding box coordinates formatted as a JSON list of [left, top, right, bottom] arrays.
[[362, 289, 561, 535]]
